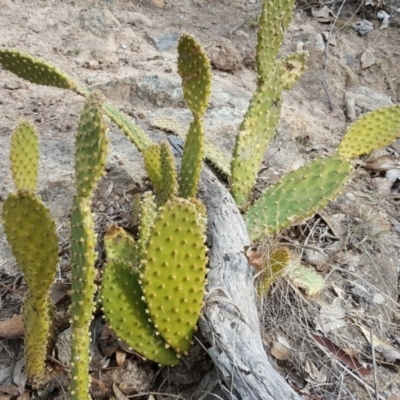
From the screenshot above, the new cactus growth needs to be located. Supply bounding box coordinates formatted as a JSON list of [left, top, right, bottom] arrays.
[[245, 156, 353, 241], [2, 123, 58, 388], [104, 225, 139, 265], [10, 120, 39, 191]]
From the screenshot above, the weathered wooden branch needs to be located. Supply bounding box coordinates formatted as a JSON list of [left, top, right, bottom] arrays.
[[168, 137, 301, 400]]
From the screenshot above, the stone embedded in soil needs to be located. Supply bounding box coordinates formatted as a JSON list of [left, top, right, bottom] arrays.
[[148, 32, 180, 52]]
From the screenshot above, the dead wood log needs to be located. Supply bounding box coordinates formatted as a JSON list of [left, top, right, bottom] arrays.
[[168, 137, 301, 400]]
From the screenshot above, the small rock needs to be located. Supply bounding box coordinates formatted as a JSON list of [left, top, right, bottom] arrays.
[[235, 29, 249, 38], [55, 327, 72, 367], [151, 0, 165, 8], [91, 49, 117, 64], [313, 34, 325, 52], [84, 60, 100, 70], [208, 42, 242, 72], [4, 81, 22, 90], [386, 169, 400, 183], [149, 32, 180, 52]]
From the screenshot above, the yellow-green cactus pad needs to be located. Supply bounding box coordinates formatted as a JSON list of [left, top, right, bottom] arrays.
[[258, 246, 291, 296], [158, 142, 178, 205], [103, 101, 152, 153], [177, 34, 212, 117], [149, 116, 231, 177], [281, 52, 308, 90], [101, 260, 180, 366], [69, 196, 96, 400], [104, 225, 138, 265], [141, 198, 207, 354], [143, 144, 162, 193], [10, 120, 39, 192], [256, 0, 295, 83], [75, 91, 108, 198], [338, 105, 400, 158], [23, 292, 51, 388], [0, 49, 76, 90], [245, 156, 353, 240], [1, 190, 58, 297], [231, 67, 283, 206], [179, 118, 205, 199], [286, 264, 325, 296], [137, 192, 157, 261]]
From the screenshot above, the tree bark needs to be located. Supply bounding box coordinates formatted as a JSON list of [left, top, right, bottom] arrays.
[[168, 137, 301, 400]]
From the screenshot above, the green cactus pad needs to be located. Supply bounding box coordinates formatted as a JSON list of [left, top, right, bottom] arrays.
[[179, 118, 205, 199], [69, 196, 96, 400], [10, 120, 39, 192], [137, 192, 157, 261], [75, 91, 108, 198], [281, 52, 308, 90], [0, 49, 76, 90], [245, 156, 353, 240], [338, 105, 400, 158], [149, 116, 231, 177], [256, 0, 295, 83], [158, 142, 178, 205], [103, 101, 152, 152], [143, 144, 162, 192], [101, 260, 180, 366], [231, 67, 283, 206], [23, 292, 51, 388], [177, 34, 212, 117], [141, 198, 207, 354], [104, 225, 138, 265], [1, 190, 58, 297]]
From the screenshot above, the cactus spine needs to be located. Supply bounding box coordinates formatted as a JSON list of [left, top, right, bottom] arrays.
[[69, 91, 108, 400], [1, 123, 58, 388]]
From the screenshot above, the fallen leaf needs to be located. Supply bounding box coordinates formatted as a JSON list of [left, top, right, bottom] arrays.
[[0, 315, 24, 339], [115, 350, 126, 367], [360, 49, 375, 69], [311, 6, 331, 18], [364, 155, 400, 172], [317, 211, 346, 238], [0, 385, 19, 396], [358, 326, 400, 363], [245, 248, 263, 271], [12, 358, 26, 395], [271, 335, 292, 361], [321, 31, 337, 46], [312, 334, 371, 375], [112, 383, 129, 400], [315, 298, 346, 333], [304, 359, 327, 383]]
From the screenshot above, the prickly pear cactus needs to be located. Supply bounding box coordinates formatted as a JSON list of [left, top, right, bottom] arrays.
[[101, 260, 180, 366], [281, 52, 308, 90], [0, 49, 77, 91], [10, 120, 39, 192], [2, 191, 58, 387], [69, 196, 96, 400], [104, 225, 138, 265], [245, 156, 353, 240], [75, 91, 108, 198], [141, 198, 207, 354], [178, 34, 212, 198], [338, 104, 400, 158]]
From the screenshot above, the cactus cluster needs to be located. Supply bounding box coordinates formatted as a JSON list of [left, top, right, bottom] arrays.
[[1, 121, 59, 388]]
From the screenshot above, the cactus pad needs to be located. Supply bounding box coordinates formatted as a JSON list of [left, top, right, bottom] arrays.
[[103, 101, 152, 152], [75, 91, 108, 198], [10, 120, 39, 192], [231, 67, 283, 206], [179, 118, 205, 198], [177, 34, 212, 117], [338, 105, 400, 158], [104, 225, 138, 265], [256, 0, 295, 83], [2, 191, 59, 296], [101, 260, 180, 366], [69, 196, 96, 400], [141, 198, 207, 354], [281, 52, 308, 90], [137, 192, 157, 262], [245, 156, 353, 240], [143, 144, 162, 191], [0, 49, 76, 90]]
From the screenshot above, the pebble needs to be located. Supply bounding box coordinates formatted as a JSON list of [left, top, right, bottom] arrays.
[[151, 0, 165, 8]]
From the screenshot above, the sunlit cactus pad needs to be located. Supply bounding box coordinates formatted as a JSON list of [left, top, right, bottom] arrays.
[[141, 197, 207, 354], [0, 49, 76, 90], [10, 120, 39, 192], [1, 190, 58, 297], [338, 104, 400, 158], [75, 91, 108, 198], [101, 260, 180, 366], [177, 33, 212, 117], [245, 156, 353, 240]]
